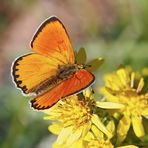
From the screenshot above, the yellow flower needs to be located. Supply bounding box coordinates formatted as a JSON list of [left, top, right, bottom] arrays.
[[43, 88, 112, 147], [100, 67, 148, 142], [67, 120, 137, 148], [83, 121, 114, 148], [53, 120, 115, 148]]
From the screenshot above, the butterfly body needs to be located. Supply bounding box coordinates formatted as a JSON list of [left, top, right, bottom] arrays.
[[57, 64, 78, 79], [12, 16, 95, 110], [29, 64, 82, 95]]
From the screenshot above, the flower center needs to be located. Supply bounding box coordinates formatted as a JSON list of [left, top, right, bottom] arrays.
[[120, 94, 148, 116], [58, 96, 92, 128]]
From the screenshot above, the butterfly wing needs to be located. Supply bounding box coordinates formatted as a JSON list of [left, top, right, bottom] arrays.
[[31, 69, 95, 110], [12, 53, 64, 94], [31, 16, 75, 64], [12, 16, 75, 94], [62, 69, 95, 97]]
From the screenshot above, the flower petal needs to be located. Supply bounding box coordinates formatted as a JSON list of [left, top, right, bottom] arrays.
[[71, 139, 83, 148], [117, 115, 131, 143], [48, 123, 62, 135], [131, 115, 145, 139], [141, 108, 148, 116], [43, 106, 58, 115], [83, 88, 94, 100], [84, 131, 94, 141], [96, 101, 124, 109], [57, 126, 73, 145], [81, 122, 91, 137], [99, 87, 119, 102], [91, 124, 104, 138], [117, 68, 130, 87], [91, 114, 112, 139], [66, 126, 83, 146], [106, 120, 115, 135], [42, 108, 52, 115], [137, 78, 144, 93], [130, 72, 135, 88], [44, 116, 57, 120], [53, 139, 83, 148]]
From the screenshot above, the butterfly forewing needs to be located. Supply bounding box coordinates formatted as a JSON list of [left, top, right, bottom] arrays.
[[12, 53, 64, 94], [31, 16, 75, 64]]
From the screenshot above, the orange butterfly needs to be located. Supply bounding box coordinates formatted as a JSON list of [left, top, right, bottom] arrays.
[[12, 16, 95, 110]]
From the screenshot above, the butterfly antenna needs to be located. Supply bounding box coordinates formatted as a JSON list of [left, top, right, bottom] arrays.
[[83, 64, 91, 69]]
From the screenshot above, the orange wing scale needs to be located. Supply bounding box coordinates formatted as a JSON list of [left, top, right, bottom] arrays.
[[31, 69, 95, 110]]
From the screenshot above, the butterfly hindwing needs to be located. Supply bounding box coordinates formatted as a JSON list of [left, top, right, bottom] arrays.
[[31, 82, 65, 109], [31, 16, 75, 64], [62, 69, 95, 97], [31, 69, 95, 110]]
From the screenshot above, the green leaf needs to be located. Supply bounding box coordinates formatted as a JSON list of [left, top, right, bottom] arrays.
[[75, 47, 87, 64], [86, 58, 104, 72]]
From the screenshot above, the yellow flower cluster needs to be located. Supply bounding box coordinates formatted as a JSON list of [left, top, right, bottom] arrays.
[[43, 89, 113, 147], [100, 68, 148, 143], [42, 67, 148, 148]]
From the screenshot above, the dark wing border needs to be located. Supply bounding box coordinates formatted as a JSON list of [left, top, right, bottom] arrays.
[[11, 53, 33, 94]]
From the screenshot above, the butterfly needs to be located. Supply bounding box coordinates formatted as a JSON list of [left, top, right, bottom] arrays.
[[12, 16, 95, 110]]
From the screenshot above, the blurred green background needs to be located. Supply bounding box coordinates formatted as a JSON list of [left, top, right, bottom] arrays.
[[0, 0, 148, 147]]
